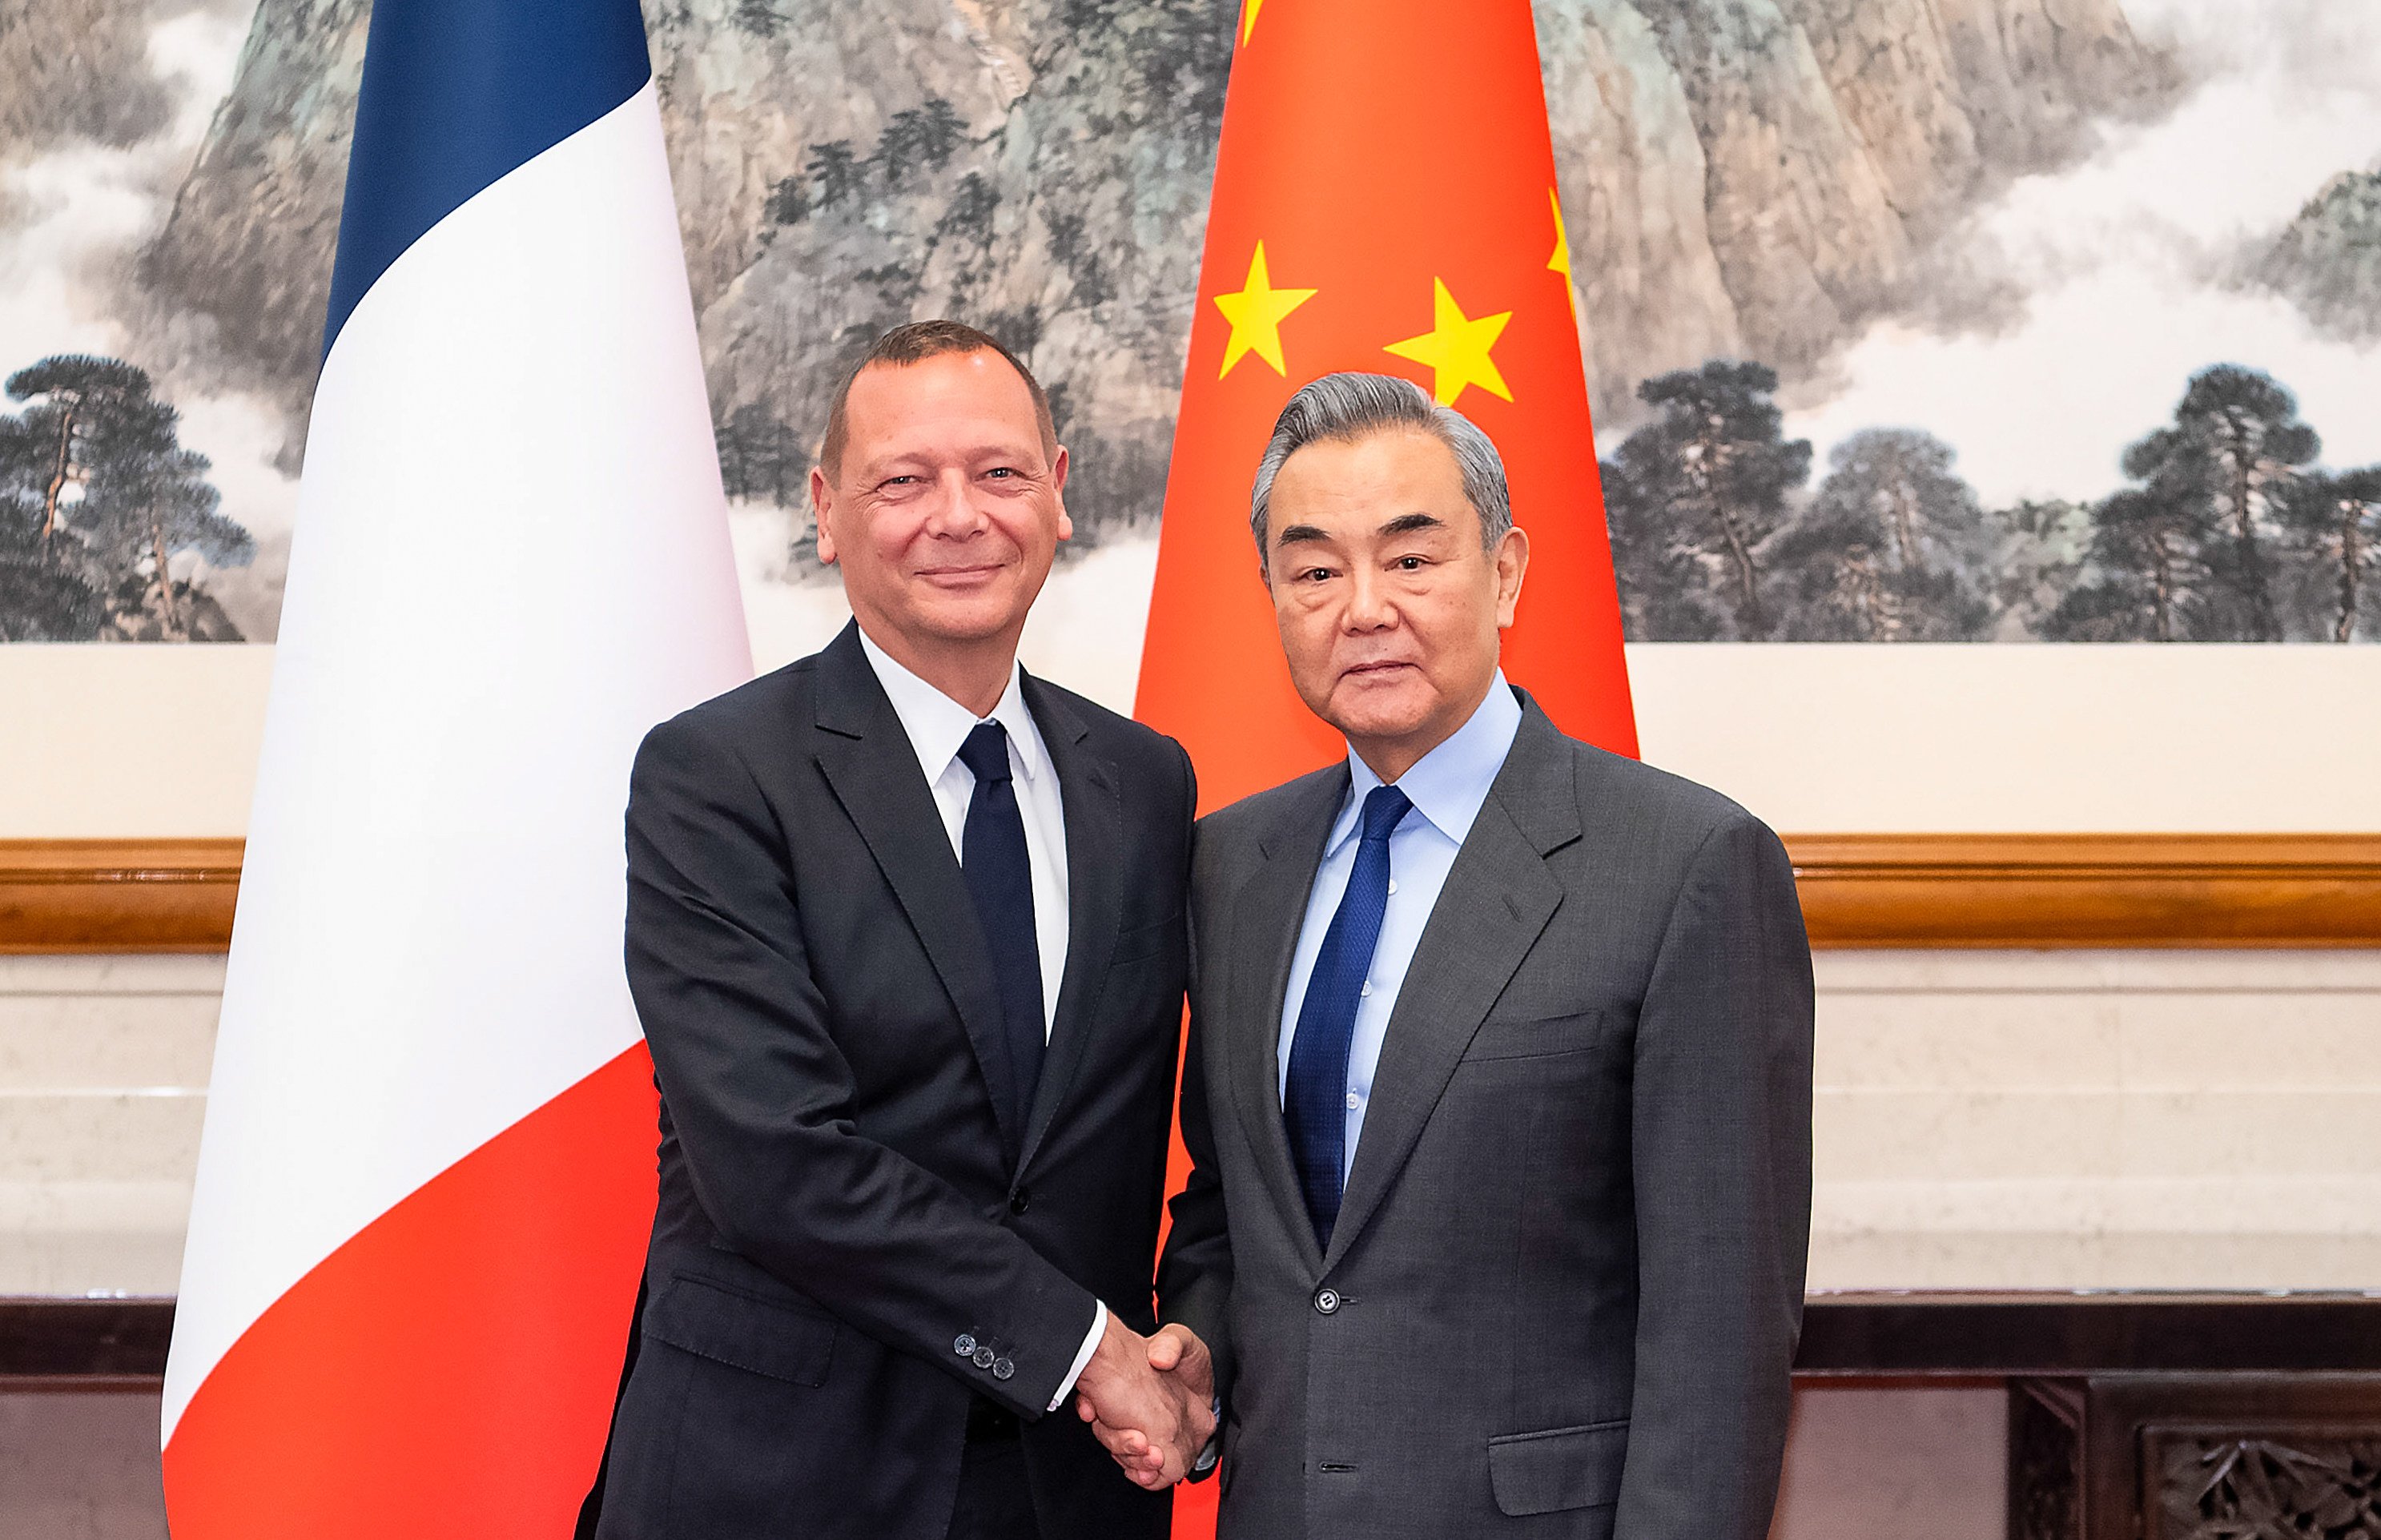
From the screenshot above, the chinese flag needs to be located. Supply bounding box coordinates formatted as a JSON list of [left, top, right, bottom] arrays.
[[1135, 0, 1636, 822], [1136, 4, 1635, 1533]]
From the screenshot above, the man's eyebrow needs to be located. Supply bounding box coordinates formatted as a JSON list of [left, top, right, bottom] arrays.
[[1380, 512, 1447, 537], [965, 440, 1047, 464], [854, 442, 1040, 480], [855, 451, 931, 480], [1273, 523, 1332, 546]]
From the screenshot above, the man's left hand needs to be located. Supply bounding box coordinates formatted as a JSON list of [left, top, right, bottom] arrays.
[[1075, 1321, 1215, 1489]]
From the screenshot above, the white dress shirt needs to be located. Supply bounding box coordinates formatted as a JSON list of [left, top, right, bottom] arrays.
[[854, 627, 1102, 1405], [857, 628, 1068, 1035], [1277, 673, 1525, 1180]]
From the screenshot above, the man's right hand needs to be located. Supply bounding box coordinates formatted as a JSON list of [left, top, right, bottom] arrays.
[[1072, 1315, 1215, 1489]]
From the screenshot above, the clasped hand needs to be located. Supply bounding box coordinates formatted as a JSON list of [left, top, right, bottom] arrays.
[[1072, 1315, 1214, 1490]]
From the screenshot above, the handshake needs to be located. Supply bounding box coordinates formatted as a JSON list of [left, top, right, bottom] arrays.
[[1071, 1313, 1217, 1490]]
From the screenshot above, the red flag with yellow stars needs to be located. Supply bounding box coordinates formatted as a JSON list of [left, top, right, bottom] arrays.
[[1138, 7, 1635, 1534], [1135, 0, 1636, 820]]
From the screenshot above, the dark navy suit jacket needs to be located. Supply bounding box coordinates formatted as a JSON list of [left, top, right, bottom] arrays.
[[593, 622, 1190, 1540]]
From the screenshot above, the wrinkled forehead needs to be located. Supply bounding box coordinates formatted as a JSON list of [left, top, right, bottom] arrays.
[[842, 352, 1050, 464], [1271, 427, 1479, 540]]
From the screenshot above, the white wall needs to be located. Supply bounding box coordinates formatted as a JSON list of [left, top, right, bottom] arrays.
[[8, 640, 2381, 838]]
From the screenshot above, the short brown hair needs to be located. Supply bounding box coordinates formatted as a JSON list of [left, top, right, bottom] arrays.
[[817, 320, 1057, 480]]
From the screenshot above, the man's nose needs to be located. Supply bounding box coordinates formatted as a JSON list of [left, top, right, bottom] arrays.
[[1342, 565, 1398, 632], [920, 469, 990, 537]]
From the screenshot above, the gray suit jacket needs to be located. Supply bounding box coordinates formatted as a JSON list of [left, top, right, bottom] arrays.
[[1158, 693, 1812, 1540]]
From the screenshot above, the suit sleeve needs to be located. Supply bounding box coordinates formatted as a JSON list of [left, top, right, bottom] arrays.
[[1156, 803, 1238, 1433], [624, 714, 1097, 1418], [1613, 810, 1814, 1540]]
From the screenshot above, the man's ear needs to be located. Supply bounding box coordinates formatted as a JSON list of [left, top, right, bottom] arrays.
[[1494, 525, 1530, 628], [810, 464, 839, 565], [1051, 444, 1074, 542]]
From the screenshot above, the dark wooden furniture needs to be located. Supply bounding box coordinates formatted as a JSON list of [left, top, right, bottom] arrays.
[[2012, 1373, 2381, 1540], [1799, 1292, 2381, 1540]]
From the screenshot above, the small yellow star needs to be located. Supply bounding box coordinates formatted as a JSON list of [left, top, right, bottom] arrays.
[[1241, 0, 1263, 46], [1213, 241, 1317, 379], [1547, 189, 1578, 320], [1383, 278, 1514, 406]]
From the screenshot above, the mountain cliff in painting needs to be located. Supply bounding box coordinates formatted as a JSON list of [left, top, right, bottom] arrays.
[[12, 0, 2374, 644], [142, 0, 2172, 518]]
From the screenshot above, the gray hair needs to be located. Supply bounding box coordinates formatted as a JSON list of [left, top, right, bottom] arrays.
[[1249, 372, 1514, 563]]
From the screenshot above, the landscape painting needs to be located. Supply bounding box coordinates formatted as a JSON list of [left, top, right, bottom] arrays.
[[0, 0, 2375, 645]]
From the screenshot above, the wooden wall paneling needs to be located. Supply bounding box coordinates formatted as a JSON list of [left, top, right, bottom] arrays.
[[0, 1298, 177, 1378], [1788, 834, 2381, 949], [1796, 1293, 2381, 1376], [6, 834, 2381, 951], [14, 1293, 2380, 1377], [0, 840, 243, 953]]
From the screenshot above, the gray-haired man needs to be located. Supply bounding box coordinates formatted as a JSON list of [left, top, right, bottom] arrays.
[[1133, 372, 1814, 1538]]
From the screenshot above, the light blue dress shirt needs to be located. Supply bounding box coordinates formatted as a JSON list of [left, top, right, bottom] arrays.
[[1277, 673, 1524, 1179]]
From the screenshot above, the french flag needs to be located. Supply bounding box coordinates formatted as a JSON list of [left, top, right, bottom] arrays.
[[162, 2, 749, 1533]]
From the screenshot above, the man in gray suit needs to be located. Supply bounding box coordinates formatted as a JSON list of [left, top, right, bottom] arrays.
[[1122, 372, 1813, 1538]]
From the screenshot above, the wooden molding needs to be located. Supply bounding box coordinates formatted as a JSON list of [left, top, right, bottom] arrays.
[[1788, 833, 2381, 949], [5, 834, 2380, 952], [1796, 1290, 2381, 1374], [0, 1297, 177, 1378], [13, 1293, 2381, 1378], [0, 839, 243, 953]]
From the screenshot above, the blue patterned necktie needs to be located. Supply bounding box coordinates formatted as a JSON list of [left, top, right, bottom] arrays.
[[1284, 783, 1412, 1248], [957, 722, 1044, 1133]]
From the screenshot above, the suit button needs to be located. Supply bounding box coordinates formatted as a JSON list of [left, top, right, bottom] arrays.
[[992, 1358, 1016, 1381], [954, 1334, 977, 1357], [973, 1346, 997, 1370], [1009, 1188, 1031, 1215], [1314, 1288, 1341, 1315]]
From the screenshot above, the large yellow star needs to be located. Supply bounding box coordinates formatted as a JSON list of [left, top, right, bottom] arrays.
[[1547, 188, 1578, 320], [1383, 278, 1514, 405], [1213, 241, 1316, 379], [1241, 0, 1263, 46]]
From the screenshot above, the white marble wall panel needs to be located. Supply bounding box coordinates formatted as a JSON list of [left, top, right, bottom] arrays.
[[0, 957, 222, 1296], [3, 950, 2379, 1295], [1809, 951, 2381, 1289]]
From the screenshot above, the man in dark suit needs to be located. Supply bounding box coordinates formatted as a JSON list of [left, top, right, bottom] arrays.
[[1133, 372, 1813, 1538], [593, 321, 1211, 1540]]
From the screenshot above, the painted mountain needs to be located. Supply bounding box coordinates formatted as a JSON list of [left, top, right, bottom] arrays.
[[4, 0, 2378, 644]]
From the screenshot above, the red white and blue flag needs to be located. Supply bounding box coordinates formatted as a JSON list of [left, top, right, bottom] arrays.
[[162, 2, 748, 1532]]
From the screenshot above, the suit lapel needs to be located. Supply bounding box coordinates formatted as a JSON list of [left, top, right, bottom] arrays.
[[1321, 703, 1581, 1274], [1015, 673, 1120, 1176], [1225, 766, 1347, 1281], [810, 624, 1024, 1163]]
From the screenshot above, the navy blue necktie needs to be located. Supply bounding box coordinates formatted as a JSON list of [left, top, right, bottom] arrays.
[[1284, 783, 1411, 1248], [958, 722, 1044, 1132]]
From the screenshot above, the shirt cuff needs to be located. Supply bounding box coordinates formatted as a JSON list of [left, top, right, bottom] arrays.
[[1048, 1300, 1107, 1413]]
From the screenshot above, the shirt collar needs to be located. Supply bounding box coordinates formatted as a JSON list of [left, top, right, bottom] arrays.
[[1329, 671, 1524, 854], [855, 625, 1049, 787]]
